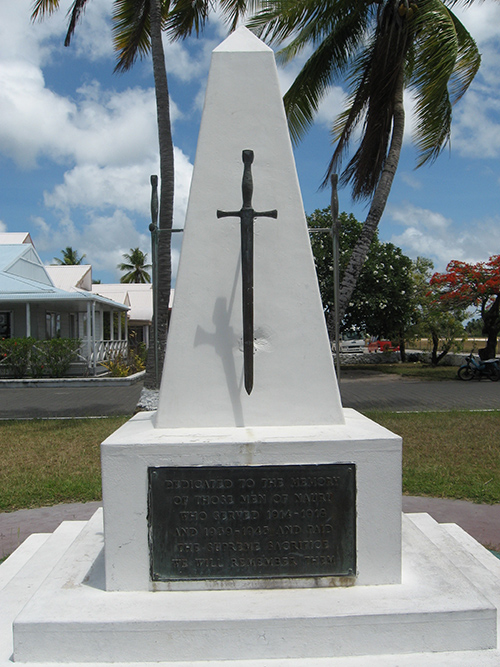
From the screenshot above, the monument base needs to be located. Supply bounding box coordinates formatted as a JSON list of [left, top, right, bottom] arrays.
[[100, 409, 402, 590], [3, 510, 499, 664]]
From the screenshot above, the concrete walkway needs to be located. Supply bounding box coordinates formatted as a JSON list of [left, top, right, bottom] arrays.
[[2, 497, 500, 561]]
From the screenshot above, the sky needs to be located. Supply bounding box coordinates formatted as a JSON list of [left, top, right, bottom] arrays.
[[0, 1, 499, 284]]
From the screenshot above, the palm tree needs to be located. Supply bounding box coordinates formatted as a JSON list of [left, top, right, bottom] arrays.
[[118, 248, 152, 283], [53, 247, 86, 265], [31, 0, 174, 388], [247, 0, 481, 336]]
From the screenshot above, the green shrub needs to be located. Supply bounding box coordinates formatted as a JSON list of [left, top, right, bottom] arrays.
[[128, 351, 146, 374], [40, 339, 80, 377], [102, 353, 130, 377], [0, 338, 80, 378], [0, 338, 35, 378]]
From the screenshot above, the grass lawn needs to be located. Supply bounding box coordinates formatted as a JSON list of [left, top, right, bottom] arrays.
[[0, 416, 129, 512], [0, 411, 499, 512], [367, 410, 500, 504]]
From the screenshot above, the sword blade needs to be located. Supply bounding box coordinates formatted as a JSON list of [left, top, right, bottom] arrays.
[[241, 209, 254, 394]]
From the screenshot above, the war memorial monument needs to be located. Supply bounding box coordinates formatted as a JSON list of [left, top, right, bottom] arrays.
[[1, 27, 500, 666]]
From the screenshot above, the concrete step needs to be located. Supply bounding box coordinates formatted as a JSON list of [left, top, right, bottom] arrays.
[[0, 520, 86, 663], [0, 533, 50, 593], [407, 512, 500, 609]]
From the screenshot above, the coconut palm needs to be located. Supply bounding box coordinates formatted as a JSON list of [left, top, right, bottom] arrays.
[[118, 248, 152, 283], [53, 247, 86, 265], [247, 0, 482, 334], [32, 0, 174, 387]]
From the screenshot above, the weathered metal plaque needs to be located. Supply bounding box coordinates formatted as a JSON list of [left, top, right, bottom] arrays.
[[148, 464, 356, 581]]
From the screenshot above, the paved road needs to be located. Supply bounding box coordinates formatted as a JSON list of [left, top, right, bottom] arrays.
[[340, 369, 500, 412], [0, 371, 499, 418], [0, 383, 143, 419]]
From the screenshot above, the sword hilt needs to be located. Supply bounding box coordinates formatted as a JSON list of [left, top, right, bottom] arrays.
[[241, 150, 254, 209]]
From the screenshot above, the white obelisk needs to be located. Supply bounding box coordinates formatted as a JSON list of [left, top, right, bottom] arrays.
[[156, 26, 343, 429]]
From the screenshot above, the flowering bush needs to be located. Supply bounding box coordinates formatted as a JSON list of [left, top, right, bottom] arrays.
[[0, 337, 34, 378], [431, 256, 500, 359]]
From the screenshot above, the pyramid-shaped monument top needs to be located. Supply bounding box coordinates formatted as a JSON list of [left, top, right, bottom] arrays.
[[156, 27, 343, 429]]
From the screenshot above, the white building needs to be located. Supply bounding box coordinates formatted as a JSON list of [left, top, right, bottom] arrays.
[[0, 234, 129, 375]]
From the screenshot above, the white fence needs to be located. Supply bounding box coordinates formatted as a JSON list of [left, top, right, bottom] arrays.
[[78, 339, 128, 369]]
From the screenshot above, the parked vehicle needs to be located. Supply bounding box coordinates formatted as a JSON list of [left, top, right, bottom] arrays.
[[457, 353, 500, 381], [336, 331, 366, 353], [367, 339, 400, 353]]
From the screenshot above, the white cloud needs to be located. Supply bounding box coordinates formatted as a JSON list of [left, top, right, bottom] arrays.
[[400, 172, 422, 190], [0, 61, 76, 167], [452, 89, 500, 159], [0, 220, 7, 233], [388, 203, 500, 270], [389, 203, 452, 232], [452, 3, 500, 45]]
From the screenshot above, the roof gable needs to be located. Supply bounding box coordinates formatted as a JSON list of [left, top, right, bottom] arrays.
[[0, 245, 53, 286]]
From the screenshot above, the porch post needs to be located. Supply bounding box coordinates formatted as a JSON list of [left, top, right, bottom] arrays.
[[86, 302, 92, 372], [124, 310, 128, 354], [118, 309, 122, 342], [92, 300, 97, 376], [25, 303, 31, 337], [110, 311, 114, 341]]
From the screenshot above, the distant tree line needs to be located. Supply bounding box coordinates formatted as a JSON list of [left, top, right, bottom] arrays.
[[308, 208, 471, 365]]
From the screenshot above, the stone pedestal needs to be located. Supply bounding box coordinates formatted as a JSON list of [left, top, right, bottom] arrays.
[[101, 409, 401, 591], [10, 510, 499, 664]]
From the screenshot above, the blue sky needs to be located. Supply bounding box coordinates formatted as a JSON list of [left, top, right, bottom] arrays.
[[1, 1, 499, 283]]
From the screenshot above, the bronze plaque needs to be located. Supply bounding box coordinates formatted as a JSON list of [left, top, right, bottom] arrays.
[[148, 463, 356, 581]]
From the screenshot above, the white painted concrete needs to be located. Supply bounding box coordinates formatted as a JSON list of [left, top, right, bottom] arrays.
[[101, 410, 401, 591], [11, 512, 498, 663], [155, 27, 343, 429]]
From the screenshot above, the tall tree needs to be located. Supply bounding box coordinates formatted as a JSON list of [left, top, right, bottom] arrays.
[[249, 0, 482, 338], [308, 208, 414, 354], [53, 247, 86, 265], [118, 247, 152, 283], [31, 0, 174, 388], [409, 257, 466, 365], [431, 256, 500, 359]]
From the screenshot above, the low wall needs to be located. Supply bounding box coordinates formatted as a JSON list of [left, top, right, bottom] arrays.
[[339, 351, 465, 367], [0, 371, 145, 388]]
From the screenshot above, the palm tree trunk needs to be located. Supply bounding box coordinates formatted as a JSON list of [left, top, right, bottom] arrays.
[[328, 69, 405, 339], [145, 0, 175, 389]]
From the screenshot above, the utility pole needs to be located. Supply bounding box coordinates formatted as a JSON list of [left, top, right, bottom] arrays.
[[308, 174, 341, 382]]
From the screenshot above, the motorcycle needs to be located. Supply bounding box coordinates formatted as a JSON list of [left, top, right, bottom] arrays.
[[457, 352, 500, 381]]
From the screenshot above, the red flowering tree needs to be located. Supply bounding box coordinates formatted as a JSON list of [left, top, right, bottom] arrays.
[[430, 256, 500, 359]]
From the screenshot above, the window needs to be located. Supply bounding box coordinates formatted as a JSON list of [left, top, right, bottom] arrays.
[[45, 312, 61, 339], [69, 313, 79, 339], [0, 312, 11, 338]]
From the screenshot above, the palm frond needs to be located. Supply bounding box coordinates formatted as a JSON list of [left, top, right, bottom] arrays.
[[31, 0, 61, 21], [283, 27, 367, 144], [165, 0, 210, 41], [219, 0, 261, 33], [64, 0, 91, 46], [410, 0, 479, 166], [113, 0, 151, 72], [447, 9, 481, 104], [328, 2, 412, 198]]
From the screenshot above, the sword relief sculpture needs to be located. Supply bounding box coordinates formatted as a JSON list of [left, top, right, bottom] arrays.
[[217, 150, 278, 395]]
